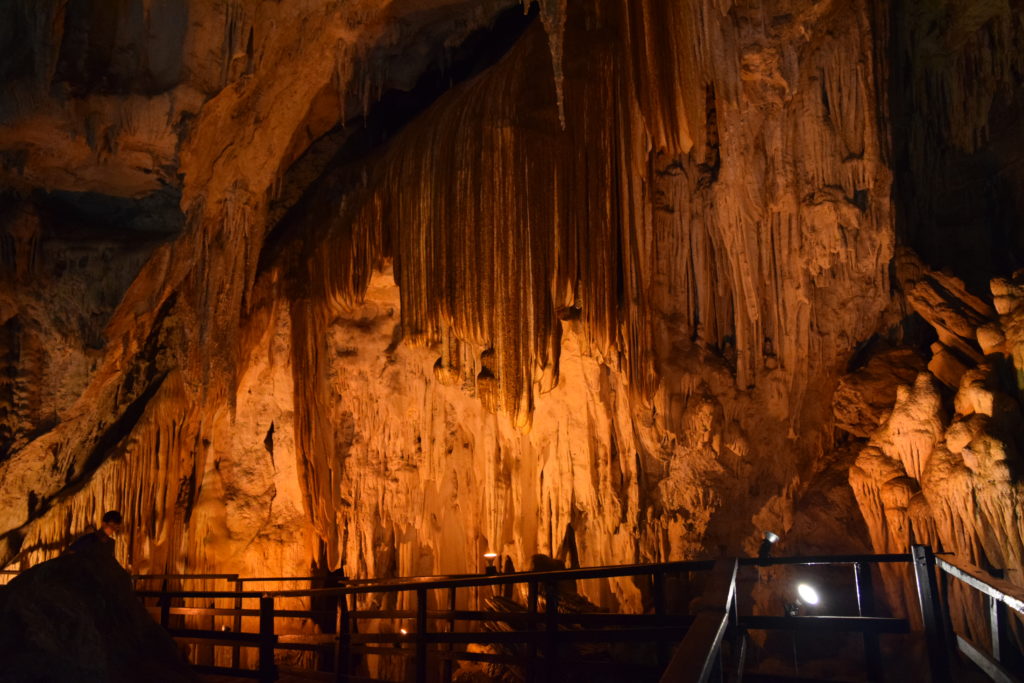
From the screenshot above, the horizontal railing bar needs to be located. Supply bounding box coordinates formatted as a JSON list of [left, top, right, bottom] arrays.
[[273, 669, 336, 682], [273, 608, 336, 618], [130, 555, 929, 602], [146, 605, 337, 619], [341, 627, 692, 646], [739, 553, 912, 567], [146, 603, 687, 627], [133, 574, 239, 580], [429, 648, 662, 674], [192, 664, 261, 679], [270, 641, 323, 652], [431, 611, 694, 627], [430, 649, 523, 665], [345, 609, 691, 626], [235, 576, 335, 583], [235, 573, 478, 584], [955, 635, 1020, 683], [137, 589, 265, 599], [148, 606, 261, 618], [938, 556, 1024, 615], [277, 633, 336, 644], [358, 645, 415, 658], [262, 561, 716, 598], [741, 616, 910, 633], [166, 630, 265, 646]]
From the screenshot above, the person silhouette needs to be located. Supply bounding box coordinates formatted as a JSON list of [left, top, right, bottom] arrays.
[[69, 510, 123, 558]]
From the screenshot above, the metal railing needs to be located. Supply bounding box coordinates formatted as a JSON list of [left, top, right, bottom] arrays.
[[133, 552, 922, 683], [9, 545, 1017, 682], [937, 554, 1024, 683], [659, 545, 1024, 683], [136, 559, 720, 682]]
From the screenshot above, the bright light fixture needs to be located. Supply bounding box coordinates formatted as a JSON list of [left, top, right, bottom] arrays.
[[400, 628, 408, 635], [483, 552, 498, 559], [797, 583, 820, 605]]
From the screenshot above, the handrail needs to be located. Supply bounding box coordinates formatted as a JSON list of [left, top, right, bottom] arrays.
[[937, 555, 1024, 615], [10, 552, 918, 588], [740, 552, 913, 566], [937, 553, 1024, 683], [658, 558, 737, 683], [130, 551, 933, 605], [127, 548, 1024, 683], [261, 559, 717, 597], [133, 573, 240, 580]]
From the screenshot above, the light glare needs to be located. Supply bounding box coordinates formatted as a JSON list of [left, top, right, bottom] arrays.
[[797, 583, 820, 605]]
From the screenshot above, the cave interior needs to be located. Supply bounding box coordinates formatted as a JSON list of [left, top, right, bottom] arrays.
[[1, 0, 1024, 679]]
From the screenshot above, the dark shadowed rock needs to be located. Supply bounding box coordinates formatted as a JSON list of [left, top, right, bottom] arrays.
[[0, 552, 195, 683]]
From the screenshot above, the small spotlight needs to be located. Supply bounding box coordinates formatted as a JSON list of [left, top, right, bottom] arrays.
[[399, 628, 408, 635], [483, 553, 498, 559], [797, 583, 820, 606], [758, 531, 780, 559], [483, 552, 499, 575]]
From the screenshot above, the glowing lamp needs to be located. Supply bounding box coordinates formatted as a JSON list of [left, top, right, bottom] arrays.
[[796, 583, 820, 606], [758, 531, 780, 560]]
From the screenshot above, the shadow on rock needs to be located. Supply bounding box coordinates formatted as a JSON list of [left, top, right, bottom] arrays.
[[0, 552, 195, 683]]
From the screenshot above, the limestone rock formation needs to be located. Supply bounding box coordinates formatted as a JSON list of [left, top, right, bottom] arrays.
[[832, 349, 927, 438], [0, 0, 1021, 641], [848, 259, 1024, 635]]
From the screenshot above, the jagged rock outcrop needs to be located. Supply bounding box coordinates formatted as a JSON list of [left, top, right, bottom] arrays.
[[848, 260, 1024, 637]]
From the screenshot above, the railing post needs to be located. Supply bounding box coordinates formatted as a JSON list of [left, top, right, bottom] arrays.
[[159, 578, 170, 628], [654, 569, 669, 669], [854, 561, 883, 682], [526, 581, 538, 682], [911, 545, 951, 683], [443, 587, 456, 683], [334, 593, 350, 683], [729, 569, 746, 682], [258, 595, 277, 683], [232, 579, 244, 669], [658, 558, 737, 683], [989, 594, 1008, 664], [415, 587, 428, 683], [544, 580, 559, 683]]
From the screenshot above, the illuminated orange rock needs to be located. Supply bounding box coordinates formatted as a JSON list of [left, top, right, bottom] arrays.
[[0, 0, 1020, 636]]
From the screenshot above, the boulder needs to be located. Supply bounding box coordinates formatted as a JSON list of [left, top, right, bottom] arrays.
[[0, 552, 195, 683]]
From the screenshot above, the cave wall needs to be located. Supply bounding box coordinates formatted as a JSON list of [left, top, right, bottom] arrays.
[[283, 0, 893, 592], [0, 0, 1021, 625]]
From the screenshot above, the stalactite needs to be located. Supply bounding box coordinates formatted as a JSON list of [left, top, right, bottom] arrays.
[[304, 0, 890, 432], [536, 0, 567, 128], [13, 370, 198, 572]]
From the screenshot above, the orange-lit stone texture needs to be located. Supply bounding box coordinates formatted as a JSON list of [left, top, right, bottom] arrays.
[[1, 0, 1022, 638]]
